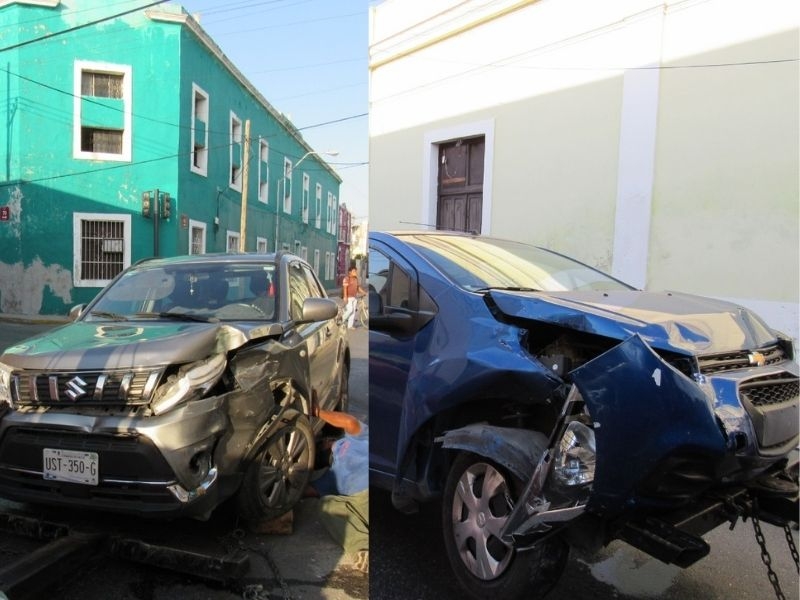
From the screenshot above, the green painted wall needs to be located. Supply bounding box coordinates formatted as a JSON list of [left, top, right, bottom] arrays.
[[0, 0, 340, 315]]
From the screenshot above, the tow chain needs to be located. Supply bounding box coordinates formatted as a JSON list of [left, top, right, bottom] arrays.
[[784, 523, 799, 573], [220, 527, 296, 600], [750, 497, 799, 600]]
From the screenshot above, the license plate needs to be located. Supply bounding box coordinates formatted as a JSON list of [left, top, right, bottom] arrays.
[[43, 448, 99, 486]]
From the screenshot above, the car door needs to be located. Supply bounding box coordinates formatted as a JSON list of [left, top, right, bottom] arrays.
[[300, 262, 341, 409], [368, 240, 437, 480]]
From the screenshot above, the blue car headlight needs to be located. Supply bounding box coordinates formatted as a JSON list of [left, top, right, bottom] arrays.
[[552, 421, 596, 486]]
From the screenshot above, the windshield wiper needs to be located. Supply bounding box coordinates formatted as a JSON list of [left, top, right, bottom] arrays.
[[89, 311, 129, 321], [135, 312, 219, 323], [473, 286, 542, 293]]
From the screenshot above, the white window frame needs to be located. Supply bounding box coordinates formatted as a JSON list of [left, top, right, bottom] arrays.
[[226, 230, 240, 253], [301, 246, 308, 261], [189, 219, 207, 255], [73, 60, 132, 162], [72, 212, 131, 287], [190, 83, 209, 176], [283, 157, 293, 214], [327, 192, 334, 234], [313, 249, 320, 276], [315, 183, 322, 229], [256, 236, 268, 253], [229, 111, 243, 191], [302, 173, 310, 223], [332, 195, 338, 235], [258, 138, 269, 203]]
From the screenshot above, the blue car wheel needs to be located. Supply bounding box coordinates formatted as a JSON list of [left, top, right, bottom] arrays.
[[442, 452, 568, 599]]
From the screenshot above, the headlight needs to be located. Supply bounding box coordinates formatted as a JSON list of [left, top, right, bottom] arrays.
[[552, 421, 596, 486], [151, 354, 226, 416], [0, 362, 14, 408]]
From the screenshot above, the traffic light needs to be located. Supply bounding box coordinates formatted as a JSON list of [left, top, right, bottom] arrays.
[[161, 193, 172, 220], [142, 192, 151, 218]]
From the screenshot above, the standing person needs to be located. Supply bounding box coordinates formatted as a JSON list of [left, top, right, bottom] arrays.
[[342, 265, 365, 329]]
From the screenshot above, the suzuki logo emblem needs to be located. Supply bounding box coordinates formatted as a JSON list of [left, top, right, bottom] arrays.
[[65, 376, 88, 401], [748, 352, 766, 368]]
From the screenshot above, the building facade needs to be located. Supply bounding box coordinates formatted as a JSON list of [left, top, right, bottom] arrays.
[[337, 203, 353, 285], [0, 0, 341, 315], [368, 0, 799, 342]]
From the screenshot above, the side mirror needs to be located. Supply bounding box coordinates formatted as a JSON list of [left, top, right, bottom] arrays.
[[370, 312, 414, 334], [298, 298, 338, 324], [69, 304, 86, 321], [368, 290, 382, 316]]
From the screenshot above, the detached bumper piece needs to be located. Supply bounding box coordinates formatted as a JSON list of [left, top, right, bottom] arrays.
[[617, 517, 710, 568], [615, 487, 751, 568], [0, 511, 249, 600]]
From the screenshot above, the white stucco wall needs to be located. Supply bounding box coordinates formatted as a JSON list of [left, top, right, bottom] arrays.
[[369, 0, 800, 341]]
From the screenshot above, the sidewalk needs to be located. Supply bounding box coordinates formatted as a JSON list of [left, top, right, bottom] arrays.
[[0, 312, 70, 325]]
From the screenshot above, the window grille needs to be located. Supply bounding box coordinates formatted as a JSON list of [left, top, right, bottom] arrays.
[[81, 128, 122, 154], [81, 72, 123, 98], [80, 219, 125, 281], [190, 226, 205, 255]]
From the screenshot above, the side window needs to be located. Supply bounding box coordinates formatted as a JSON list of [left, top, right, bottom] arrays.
[[368, 247, 410, 311], [288, 261, 312, 321], [302, 264, 325, 298]]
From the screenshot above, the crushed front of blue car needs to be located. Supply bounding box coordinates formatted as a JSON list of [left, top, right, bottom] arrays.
[[438, 288, 799, 567]]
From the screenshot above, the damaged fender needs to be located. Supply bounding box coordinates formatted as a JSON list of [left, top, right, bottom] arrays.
[[570, 334, 727, 514], [438, 425, 549, 483]]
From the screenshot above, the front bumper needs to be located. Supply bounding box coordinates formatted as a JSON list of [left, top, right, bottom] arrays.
[[0, 396, 232, 517]]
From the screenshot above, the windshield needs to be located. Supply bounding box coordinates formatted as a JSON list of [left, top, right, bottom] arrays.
[[85, 262, 277, 322], [401, 234, 633, 293]]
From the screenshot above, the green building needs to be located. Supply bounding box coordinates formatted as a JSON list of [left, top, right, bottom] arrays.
[[0, 1, 342, 315]]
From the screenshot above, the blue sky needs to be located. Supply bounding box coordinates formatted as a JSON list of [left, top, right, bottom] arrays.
[[180, 0, 371, 222]]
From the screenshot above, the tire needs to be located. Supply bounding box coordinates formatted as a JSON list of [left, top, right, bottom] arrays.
[[335, 362, 350, 413], [237, 410, 315, 523], [442, 452, 569, 600]]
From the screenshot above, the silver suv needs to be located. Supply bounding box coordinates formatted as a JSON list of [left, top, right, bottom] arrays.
[[0, 252, 349, 521]]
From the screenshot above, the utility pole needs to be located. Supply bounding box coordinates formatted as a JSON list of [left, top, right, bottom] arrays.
[[239, 119, 251, 252]]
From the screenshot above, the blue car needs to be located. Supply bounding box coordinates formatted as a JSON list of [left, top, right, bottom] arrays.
[[368, 231, 798, 600]]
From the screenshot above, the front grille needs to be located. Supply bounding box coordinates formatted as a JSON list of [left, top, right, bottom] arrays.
[[740, 374, 799, 407], [698, 344, 785, 375], [11, 369, 163, 407]]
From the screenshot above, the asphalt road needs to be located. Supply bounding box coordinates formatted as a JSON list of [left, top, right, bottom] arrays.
[[370, 488, 799, 600], [0, 319, 369, 600]]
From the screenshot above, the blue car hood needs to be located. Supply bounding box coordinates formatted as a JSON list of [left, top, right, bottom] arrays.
[[489, 289, 777, 355]]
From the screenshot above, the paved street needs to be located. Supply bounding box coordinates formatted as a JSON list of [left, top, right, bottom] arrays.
[[371, 486, 799, 600], [0, 319, 368, 600]]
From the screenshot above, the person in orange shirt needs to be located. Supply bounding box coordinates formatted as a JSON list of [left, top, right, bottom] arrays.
[[342, 266, 365, 328]]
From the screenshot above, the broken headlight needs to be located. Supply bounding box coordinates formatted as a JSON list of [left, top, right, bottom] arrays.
[[0, 362, 13, 408], [552, 421, 596, 486], [151, 354, 226, 416]]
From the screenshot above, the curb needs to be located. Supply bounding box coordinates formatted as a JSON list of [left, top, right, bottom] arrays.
[[0, 314, 70, 325]]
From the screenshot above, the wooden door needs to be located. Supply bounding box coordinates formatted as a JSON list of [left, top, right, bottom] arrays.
[[436, 137, 484, 233]]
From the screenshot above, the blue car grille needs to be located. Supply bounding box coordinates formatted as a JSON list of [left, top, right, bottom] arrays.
[[11, 369, 162, 407], [739, 374, 799, 407], [697, 345, 785, 375]]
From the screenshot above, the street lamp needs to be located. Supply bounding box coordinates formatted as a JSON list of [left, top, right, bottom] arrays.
[[276, 149, 339, 251]]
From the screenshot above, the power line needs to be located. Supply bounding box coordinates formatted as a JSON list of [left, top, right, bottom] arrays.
[[297, 113, 367, 131], [0, 0, 170, 53]]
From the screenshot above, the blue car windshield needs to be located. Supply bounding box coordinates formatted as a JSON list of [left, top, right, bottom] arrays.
[[401, 234, 634, 293]]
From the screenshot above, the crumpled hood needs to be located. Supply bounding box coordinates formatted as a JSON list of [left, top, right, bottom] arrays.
[[0, 321, 283, 371], [489, 289, 778, 355]]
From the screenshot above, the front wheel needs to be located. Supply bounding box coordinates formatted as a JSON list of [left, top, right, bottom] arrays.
[[442, 452, 569, 600], [237, 410, 315, 523]]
